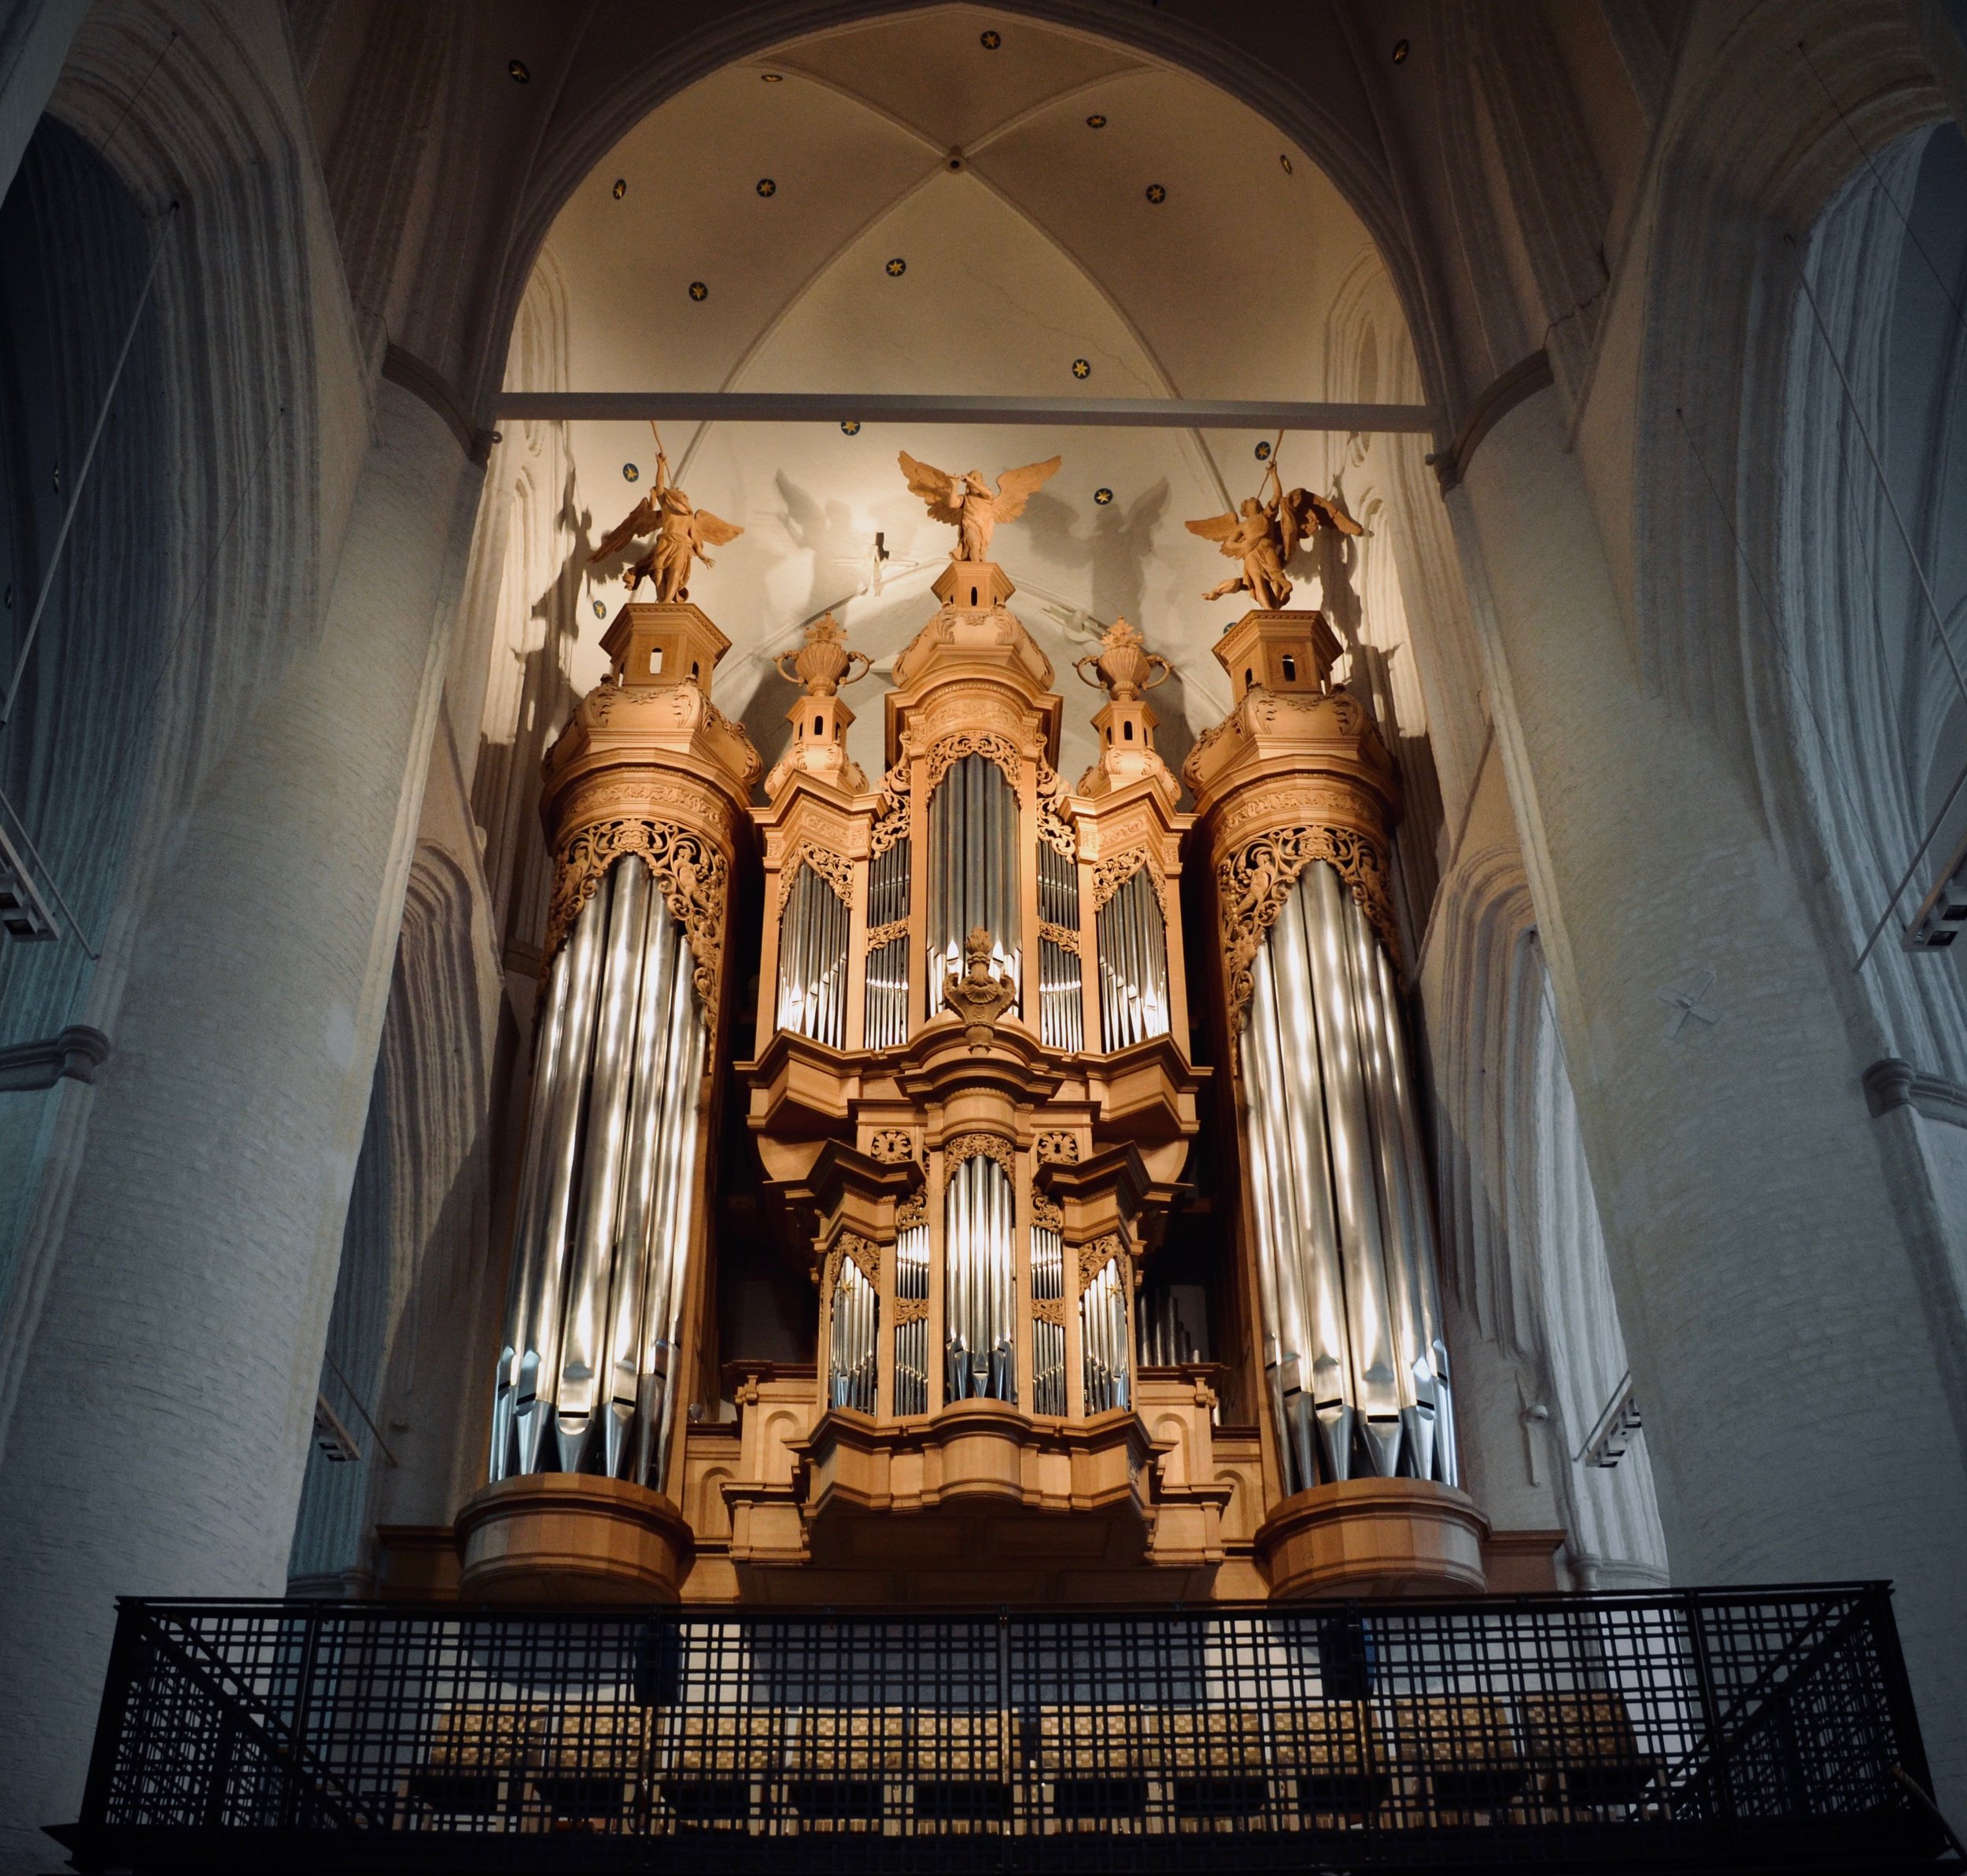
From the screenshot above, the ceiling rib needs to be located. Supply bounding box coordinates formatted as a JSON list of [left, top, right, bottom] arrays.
[[494, 392, 1438, 431]]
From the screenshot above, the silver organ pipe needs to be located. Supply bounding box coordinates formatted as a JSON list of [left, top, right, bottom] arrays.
[[1238, 858, 1456, 1494], [1096, 866, 1170, 1051], [829, 1257, 878, 1413], [943, 1151, 1016, 1403], [1030, 1213, 1065, 1416], [776, 862, 849, 1050], [1080, 1255, 1130, 1413], [894, 1210, 930, 1416], [863, 836, 911, 1050], [928, 753, 1020, 1014], [490, 857, 709, 1494], [1036, 841, 1084, 1052]]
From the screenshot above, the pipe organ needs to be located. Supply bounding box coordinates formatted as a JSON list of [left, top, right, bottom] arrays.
[[446, 470, 1491, 1605], [1186, 608, 1482, 1596], [744, 567, 1209, 1578], [457, 602, 760, 1602]]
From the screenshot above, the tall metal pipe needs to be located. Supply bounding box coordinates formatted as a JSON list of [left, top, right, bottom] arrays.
[[642, 973, 707, 1494], [511, 873, 611, 1475], [600, 899, 681, 1476]]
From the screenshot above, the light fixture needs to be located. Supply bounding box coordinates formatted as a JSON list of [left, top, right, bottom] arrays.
[[507, 58, 529, 83], [840, 420, 862, 435], [622, 463, 639, 482], [886, 257, 907, 277], [1279, 153, 1293, 175], [756, 178, 776, 197], [761, 71, 784, 82], [1071, 358, 1091, 379], [1145, 183, 1167, 204], [1087, 113, 1108, 129], [1094, 487, 1114, 506], [980, 29, 1002, 50], [1392, 38, 1410, 64], [611, 178, 626, 200], [688, 281, 708, 301]]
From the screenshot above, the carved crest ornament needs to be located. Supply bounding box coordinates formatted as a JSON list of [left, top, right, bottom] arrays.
[[941, 929, 1018, 1051]]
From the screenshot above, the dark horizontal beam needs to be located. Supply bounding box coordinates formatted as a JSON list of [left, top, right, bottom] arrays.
[[491, 391, 1441, 434]]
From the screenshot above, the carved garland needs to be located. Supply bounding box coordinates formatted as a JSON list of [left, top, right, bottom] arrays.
[[1077, 1236, 1127, 1294], [944, 1132, 1016, 1176], [1032, 1296, 1067, 1327], [544, 818, 729, 1014], [822, 1232, 882, 1299], [892, 1296, 929, 1324], [926, 731, 1022, 797], [870, 758, 912, 857], [865, 918, 910, 952], [776, 840, 854, 914], [1216, 823, 1401, 1041], [1038, 921, 1080, 955], [1036, 762, 1077, 859], [1091, 849, 1158, 912], [1031, 1194, 1064, 1231], [897, 1194, 927, 1232]]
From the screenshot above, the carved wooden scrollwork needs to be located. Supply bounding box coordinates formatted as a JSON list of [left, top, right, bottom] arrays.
[[1031, 1194, 1063, 1231], [871, 758, 912, 857], [544, 818, 729, 1014], [865, 918, 910, 951], [1035, 1131, 1079, 1165], [777, 840, 854, 914], [944, 1132, 1015, 1176], [822, 1232, 882, 1298], [1091, 849, 1156, 911], [892, 1296, 928, 1324], [1038, 921, 1080, 955], [1032, 1295, 1067, 1327], [1077, 1237, 1126, 1294], [1036, 762, 1076, 859], [869, 1129, 917, 1165], [926, 731, 1022, 797], [1216, 823, 1401, 1039], [897, 1194, 926, 1232]]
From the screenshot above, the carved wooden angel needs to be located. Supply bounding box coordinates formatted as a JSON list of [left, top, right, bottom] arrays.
[[899, 451, 1061, 562], [1185, 462, 1361, 610], [591, 450, 744, 603]]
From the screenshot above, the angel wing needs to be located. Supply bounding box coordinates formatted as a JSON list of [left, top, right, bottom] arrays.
[[692, 510, 745, 549], [989, 455, 1062, 521], [1185, 511, 1242, 552], [1278, 486, 1364, 559], [899, 451, 965, 526], [591, 494, 657, 564]]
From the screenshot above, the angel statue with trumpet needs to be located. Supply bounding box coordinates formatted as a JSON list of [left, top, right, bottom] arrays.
[[591, 430, 744, 604], [899, 451, 1062, 562], [1185, 445, 1361, 611]]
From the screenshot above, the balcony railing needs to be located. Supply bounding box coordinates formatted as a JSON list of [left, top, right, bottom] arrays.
[[52, 1584, 1957, 1873]]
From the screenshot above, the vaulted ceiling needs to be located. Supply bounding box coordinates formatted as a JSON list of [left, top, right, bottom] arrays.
[[507, 3, 1419, 788]]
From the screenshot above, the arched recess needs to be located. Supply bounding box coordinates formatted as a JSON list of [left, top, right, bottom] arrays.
[[418, 0, 1456, 423], [290, 846, 499, 1591], [1422, 842, 1667, 1590]]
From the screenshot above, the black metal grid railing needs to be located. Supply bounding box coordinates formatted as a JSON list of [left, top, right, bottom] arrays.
[[54, 1585, 1954, 1873]]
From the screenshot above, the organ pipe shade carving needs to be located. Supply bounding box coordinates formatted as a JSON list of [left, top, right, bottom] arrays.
[[1080, 1255, 1131, 1414], [1241, 859, 1456, 1494], [829, 1257, 878, 1413], [928, 753, 1020, 1014], [776, 862, 850, 1049], [1096, 866, 1170, 1051], [943, 1150, 1016, 1404], [492, 857, 707, 1494], [863, 836, 911, 1049]]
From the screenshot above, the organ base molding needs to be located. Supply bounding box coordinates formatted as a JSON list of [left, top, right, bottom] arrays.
[[456, 1473, 693, 1603], [1253, 1478, 1489, 1599]]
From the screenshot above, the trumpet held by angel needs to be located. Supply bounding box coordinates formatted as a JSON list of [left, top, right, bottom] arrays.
[[591, 449, 744, 604], [1185, 459, 1361, 611], [899, 451, 1061, 562]]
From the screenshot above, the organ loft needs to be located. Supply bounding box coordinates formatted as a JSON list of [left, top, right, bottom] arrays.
[[456, 450, 1489, 1605]]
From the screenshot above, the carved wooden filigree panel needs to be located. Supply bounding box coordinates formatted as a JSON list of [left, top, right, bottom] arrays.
[[871, 758, 912, 856], [869, 1129, 917, 1165], [944, 1132, 1015, 1176], [777, 840, 854, 913], [1038, 921, 1080, 955], [1092, 849, 1156, 911], [925, 731, 1022, 797], [1216, 823, 1400, 1040], [545, 818, 729, 1015], [1035, 1131, 1080, 1165]]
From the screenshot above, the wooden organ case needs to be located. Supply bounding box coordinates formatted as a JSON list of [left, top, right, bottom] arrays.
[[731, 564, 1245, 1601]]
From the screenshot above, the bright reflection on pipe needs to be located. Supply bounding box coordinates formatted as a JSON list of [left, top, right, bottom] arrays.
[[1236, 859, 1456, 1492], [1097, 866, 1170, 1051], [1080, 1256, 1130, 1413], [928, 754, 1020, 1017], [777, 862, 848, 1050], [829, 1258, 878, 1413], [490, 856, 710, 1494], [943, 1151, 1016, 1404]]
